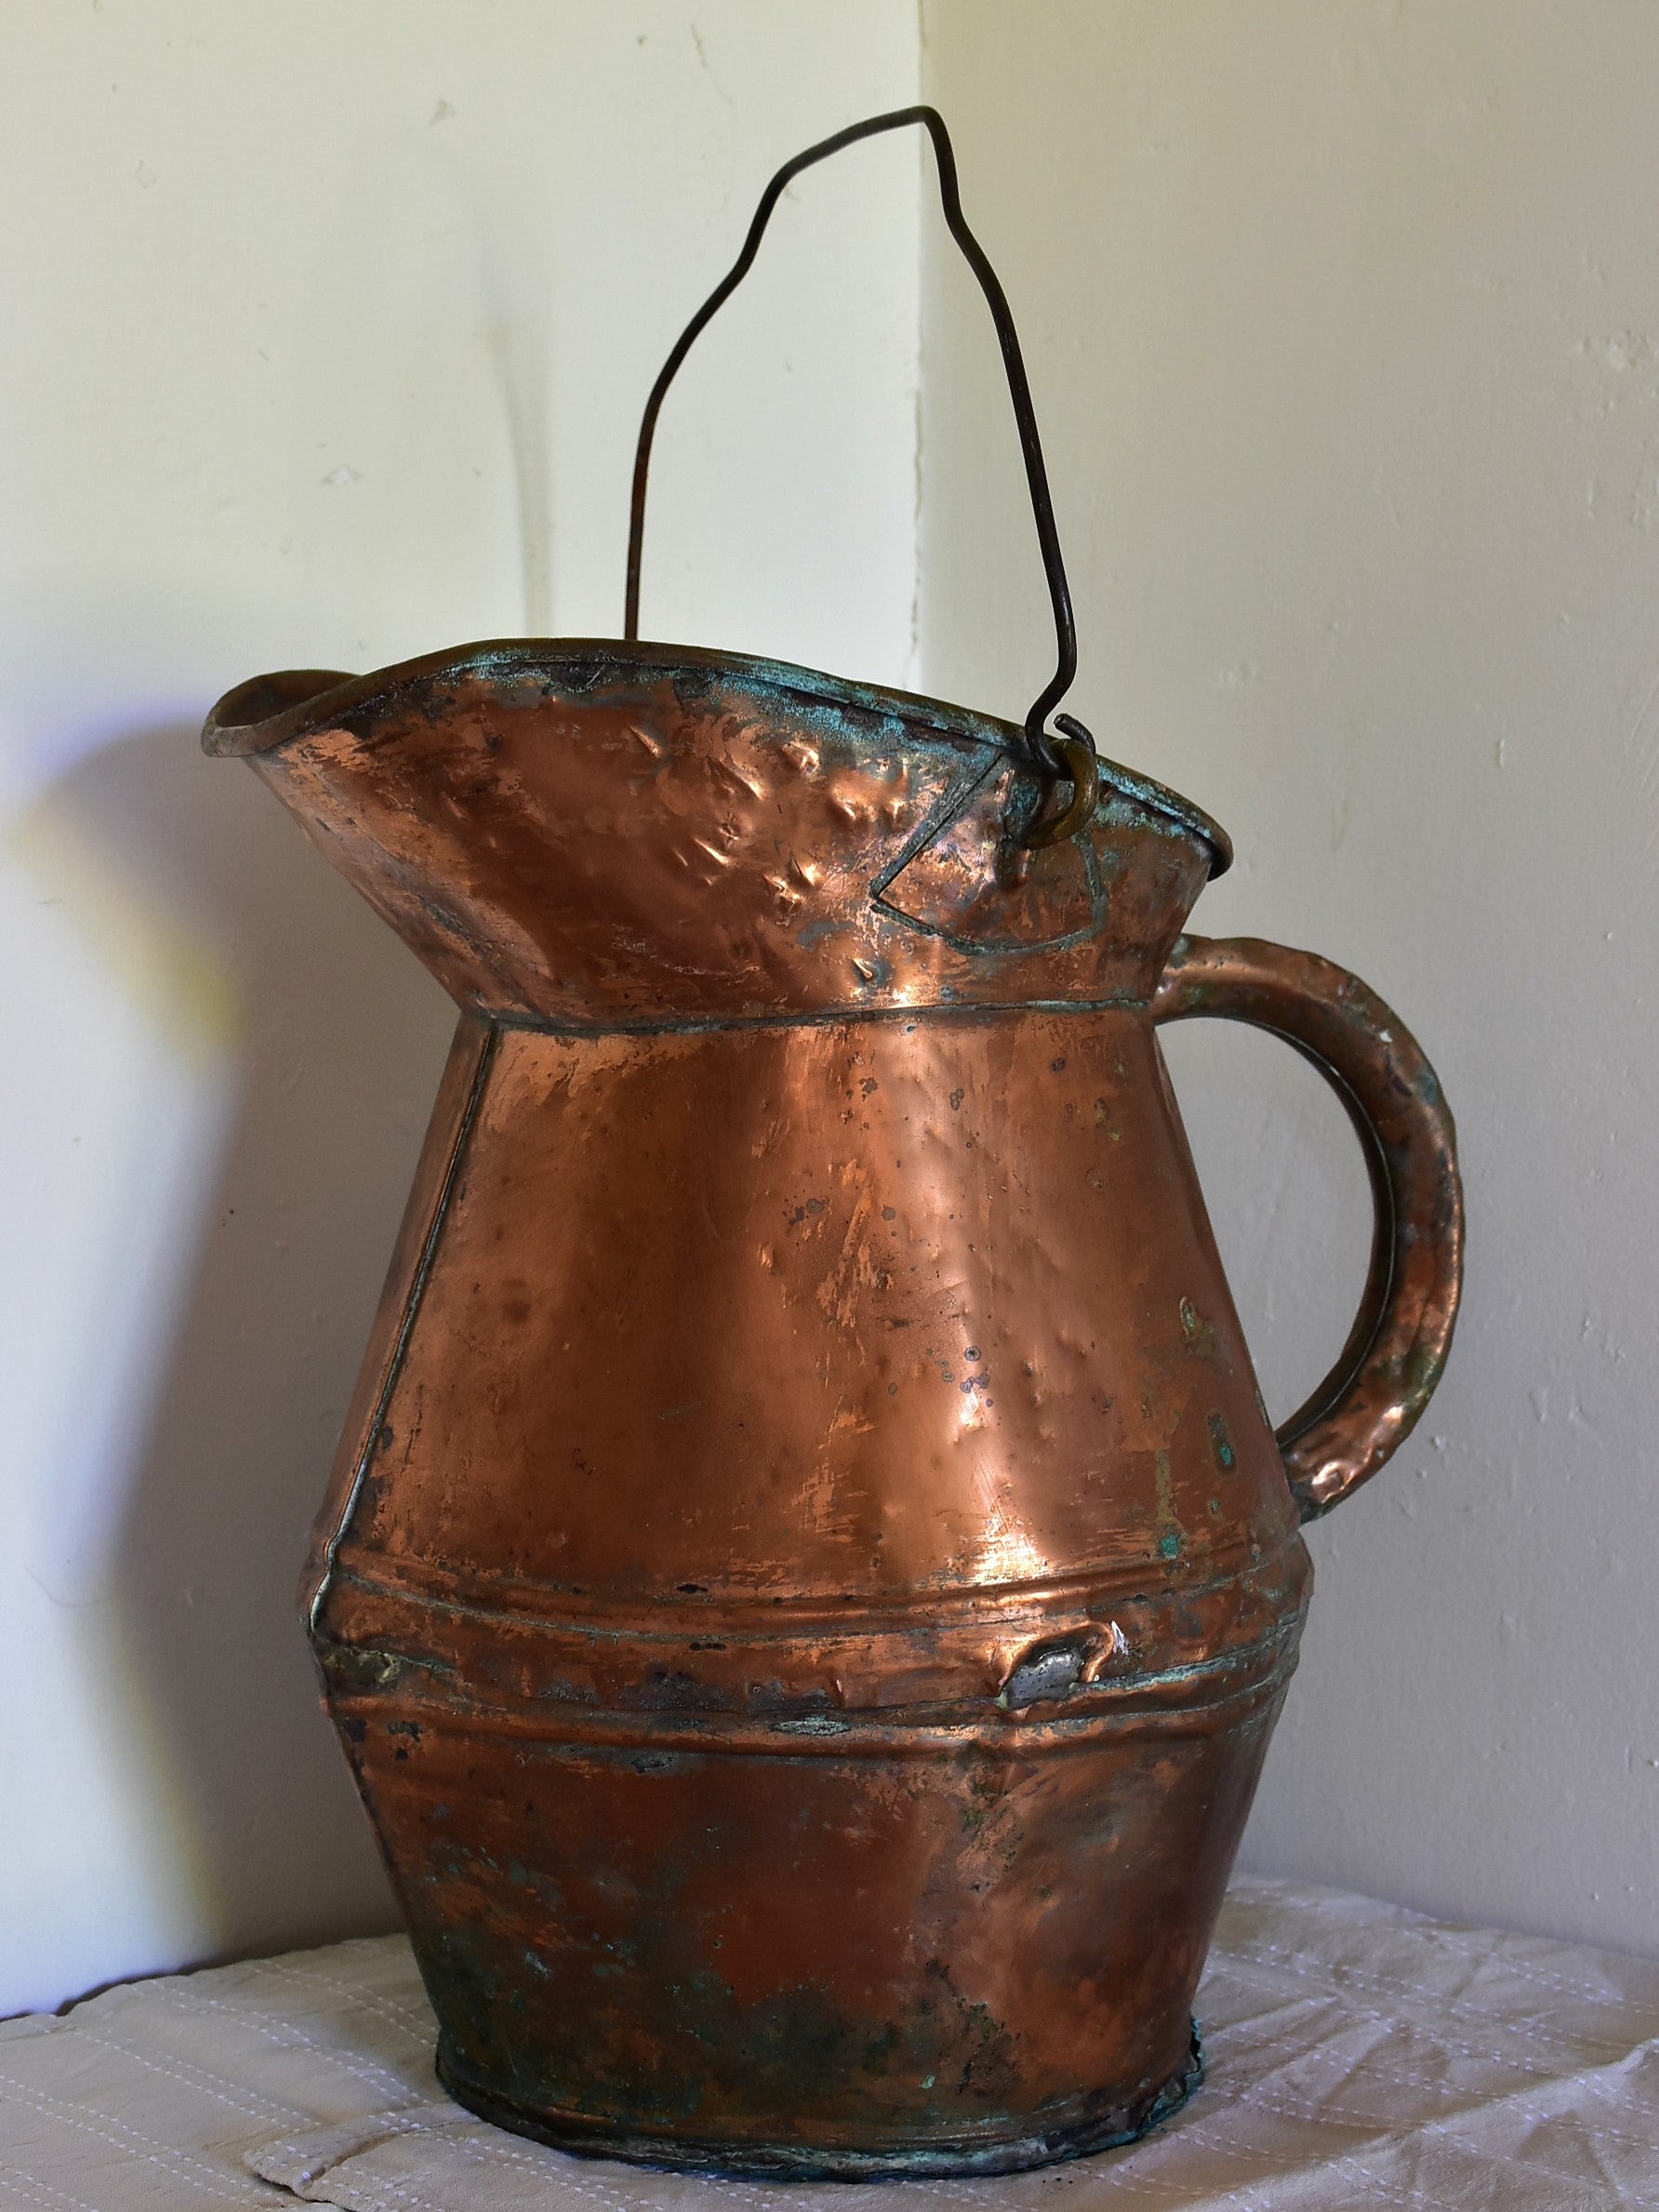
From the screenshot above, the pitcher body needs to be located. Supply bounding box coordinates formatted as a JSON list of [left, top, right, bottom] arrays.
[[205, 641, 1458, 2175]]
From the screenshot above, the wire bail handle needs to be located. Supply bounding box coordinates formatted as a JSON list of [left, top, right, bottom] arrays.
[[623, 105, 1099, 849]]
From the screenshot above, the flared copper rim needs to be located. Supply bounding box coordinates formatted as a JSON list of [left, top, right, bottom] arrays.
[[201, 636, 1233, 879]]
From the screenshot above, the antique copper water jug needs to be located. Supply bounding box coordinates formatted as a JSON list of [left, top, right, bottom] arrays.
[[206, 112, 1461, 2179]]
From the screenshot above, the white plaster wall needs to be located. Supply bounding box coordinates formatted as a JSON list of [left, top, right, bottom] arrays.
[[0, 0, 921, 2016], [11, 0, 1655, 2023], [920, 0, 1659, 1952]]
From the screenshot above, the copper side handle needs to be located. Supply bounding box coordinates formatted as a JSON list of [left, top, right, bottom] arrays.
[[1152, 934, 1464, 1521]]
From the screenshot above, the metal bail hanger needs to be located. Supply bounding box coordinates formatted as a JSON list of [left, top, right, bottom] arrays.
[[623, 105, 1099, 850]]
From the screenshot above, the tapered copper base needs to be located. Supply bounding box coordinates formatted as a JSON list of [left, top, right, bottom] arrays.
[[437, 2029, 1203, 2180]]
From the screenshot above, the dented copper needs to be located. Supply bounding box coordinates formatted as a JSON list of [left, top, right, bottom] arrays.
[[204, 637, 1462, 2178]]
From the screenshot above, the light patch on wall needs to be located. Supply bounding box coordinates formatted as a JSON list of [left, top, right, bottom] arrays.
[[0, 0, 926, 2016], [0, 796, 240, 2006], [7, 803, 239, 1069]]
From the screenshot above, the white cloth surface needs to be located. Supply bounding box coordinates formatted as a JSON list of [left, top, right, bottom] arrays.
[[3, 1876, 1658, 2211]]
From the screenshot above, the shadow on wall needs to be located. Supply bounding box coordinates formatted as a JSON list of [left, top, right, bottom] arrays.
[[31, 717, 455, 1969]]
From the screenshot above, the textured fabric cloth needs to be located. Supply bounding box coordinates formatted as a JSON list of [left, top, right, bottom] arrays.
[[3, 1876, 1658, 2211]]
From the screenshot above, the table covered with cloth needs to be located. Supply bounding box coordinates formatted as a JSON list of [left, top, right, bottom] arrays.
[[3, 1876, 1658, 2211]]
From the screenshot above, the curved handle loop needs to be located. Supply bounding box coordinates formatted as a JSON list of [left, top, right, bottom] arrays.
[[624, 104, 1092, 811], [1153, 935, 1464, 1521]]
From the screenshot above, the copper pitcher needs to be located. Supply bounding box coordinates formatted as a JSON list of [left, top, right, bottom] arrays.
[[205, 111, 1462, 2179]]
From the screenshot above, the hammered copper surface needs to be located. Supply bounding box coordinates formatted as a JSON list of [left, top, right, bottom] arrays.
[[205, 639, 1462, 2179]]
